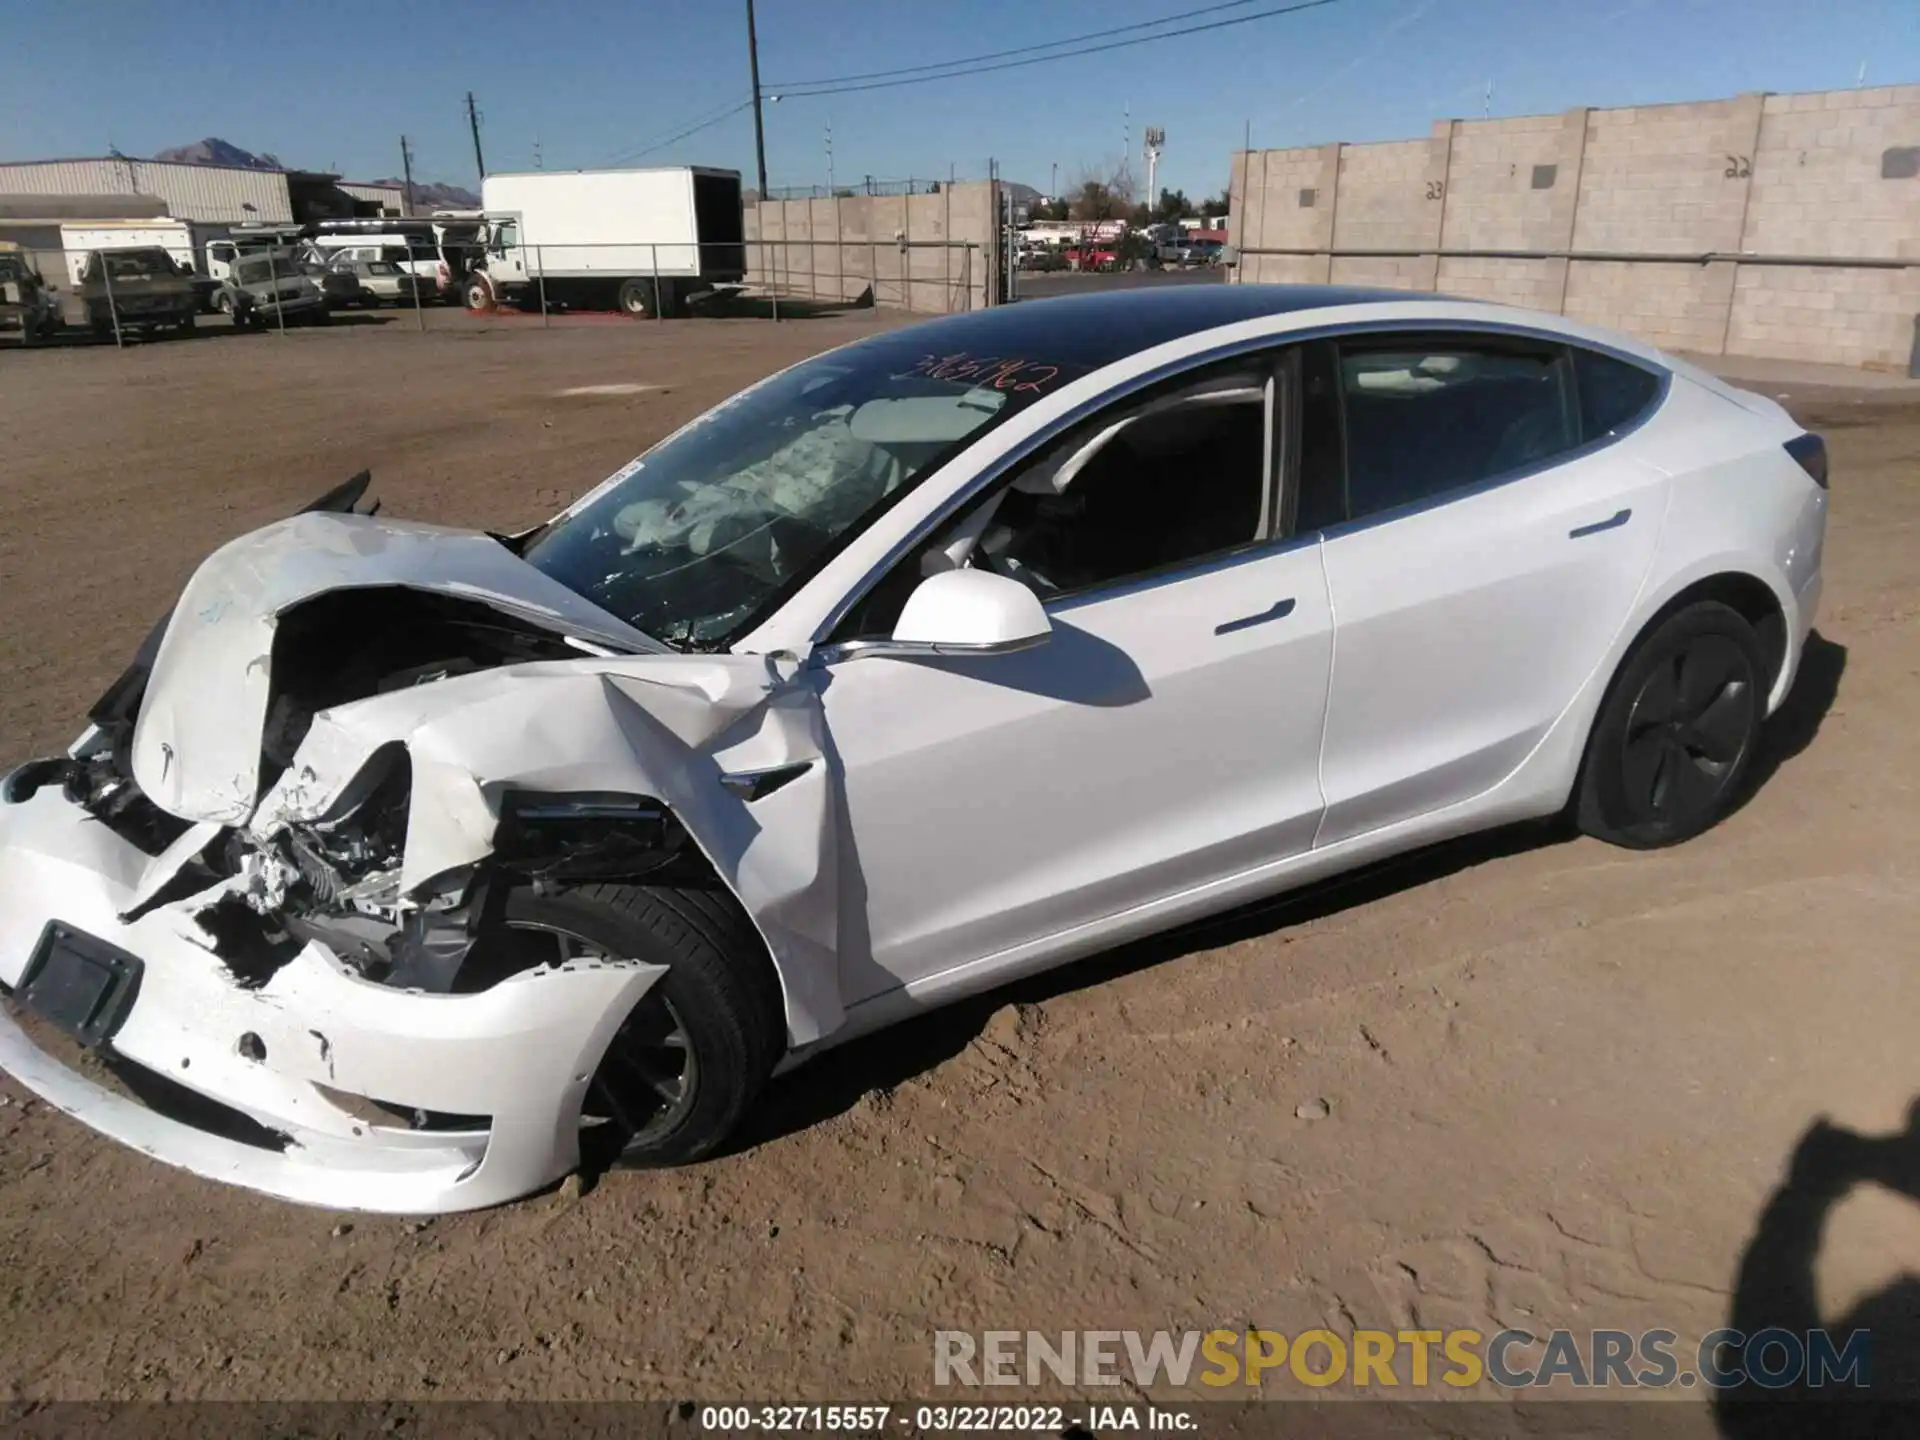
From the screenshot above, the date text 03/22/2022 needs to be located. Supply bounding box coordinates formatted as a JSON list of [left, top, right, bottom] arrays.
[[698, 1405, 1195, 1433]]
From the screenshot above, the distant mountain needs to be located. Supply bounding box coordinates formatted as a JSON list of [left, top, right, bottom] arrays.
[[155, 137, 284, 170], [359, 178, 482, 209], [153, 138, 480, 207]]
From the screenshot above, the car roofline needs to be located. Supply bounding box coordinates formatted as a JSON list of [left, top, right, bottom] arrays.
[[733, 295, 1683, 656]]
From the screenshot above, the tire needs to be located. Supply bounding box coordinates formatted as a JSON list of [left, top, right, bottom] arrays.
[[179, 312, 196, 333], [493, 881, 784, 1167], [617, 277, 656, 319], [464, 274, 495, 313], [216, 291, 235, 317], [1575, 600, 1770, 849]]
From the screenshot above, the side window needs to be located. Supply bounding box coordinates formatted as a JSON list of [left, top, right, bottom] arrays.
[[832, 359, 1275, 640], [1573, 347, 1662, 441], [1322, 336, 1579, 524]]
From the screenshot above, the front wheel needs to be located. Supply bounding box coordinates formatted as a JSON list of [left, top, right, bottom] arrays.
[[483, 882, 785, 1167], [1575, 600, 1769, 849], [464, 274, 495, 313]]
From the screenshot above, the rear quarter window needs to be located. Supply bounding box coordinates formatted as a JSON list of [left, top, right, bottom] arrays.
[[1574, 349, 1663, 442]]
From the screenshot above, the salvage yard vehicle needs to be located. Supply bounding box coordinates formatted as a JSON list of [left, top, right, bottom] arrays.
[[304, 261, 362, 311], [215, 250, 330, 328], [77, 247, 198, 338], [0, 287, 1829, 1213], [328, 258, 433, 308], [463, 166, 747, 318], [0, 242, 59, 345]]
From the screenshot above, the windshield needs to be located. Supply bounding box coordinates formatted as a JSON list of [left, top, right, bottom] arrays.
[[236, 256, 293, 284], [522, 340, 1078, 650], [99, 251, 169, 279]]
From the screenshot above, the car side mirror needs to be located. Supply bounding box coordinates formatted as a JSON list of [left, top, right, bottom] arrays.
[[824, 569, 1052, 664], [891, 569, 1050, 654]]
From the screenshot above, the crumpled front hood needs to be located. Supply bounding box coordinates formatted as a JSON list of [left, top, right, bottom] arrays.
[[131, 512, 664, 825]]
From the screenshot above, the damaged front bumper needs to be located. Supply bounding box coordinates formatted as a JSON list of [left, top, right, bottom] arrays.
[[0, 774, 664, 1213]]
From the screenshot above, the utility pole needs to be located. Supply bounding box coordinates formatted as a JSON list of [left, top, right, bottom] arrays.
[[746, 0, 770, 199], [399, 135, 416, 216], [466, 91, 487, 180], [825, 118, 833, 195], [1144, 126, 1164, 211]]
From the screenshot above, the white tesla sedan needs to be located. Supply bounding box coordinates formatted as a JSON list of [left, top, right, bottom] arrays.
[[0, 287, 1828, 1212]]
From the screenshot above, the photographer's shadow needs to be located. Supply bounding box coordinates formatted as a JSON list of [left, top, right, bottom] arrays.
[[1716, 1100, 1920, 1438]]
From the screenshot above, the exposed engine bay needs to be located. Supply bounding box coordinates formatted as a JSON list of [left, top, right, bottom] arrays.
[[34, 473, 828, 1012]]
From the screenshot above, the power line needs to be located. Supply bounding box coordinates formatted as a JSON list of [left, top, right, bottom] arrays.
[[602, 96, 755, 167], [766, 0, 1273, 89], [769, 0, 1348, 99]]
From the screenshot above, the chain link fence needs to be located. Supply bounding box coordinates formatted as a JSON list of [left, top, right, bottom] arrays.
[[4, 232, 1002, 348]]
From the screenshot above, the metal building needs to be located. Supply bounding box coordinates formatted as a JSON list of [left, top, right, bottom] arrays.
[[0, 158, 372, 225], [337, 181, 410, 217]]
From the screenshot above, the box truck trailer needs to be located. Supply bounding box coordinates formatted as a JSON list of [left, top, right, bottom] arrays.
[[60, 220, 230, 311], [58, 219, 229, 286], [462, 167, 746, 318]]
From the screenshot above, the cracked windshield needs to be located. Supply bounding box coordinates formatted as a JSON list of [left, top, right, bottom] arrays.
[[522, 342, 1071, 648]]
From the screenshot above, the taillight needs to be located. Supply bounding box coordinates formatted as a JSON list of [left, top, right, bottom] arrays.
[[1784, 433, 1828, 489]]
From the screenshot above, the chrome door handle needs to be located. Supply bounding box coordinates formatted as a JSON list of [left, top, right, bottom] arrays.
[[1569, 508, 1631, 539], [1215, 598, 1296, 635]]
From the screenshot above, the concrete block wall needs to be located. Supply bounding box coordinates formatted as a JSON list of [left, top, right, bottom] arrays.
[[1228, 84, 1920, 370], [1230, 145, 1337, 283], [1571, 95, 1761, 252], [744, 182, 993, 313]]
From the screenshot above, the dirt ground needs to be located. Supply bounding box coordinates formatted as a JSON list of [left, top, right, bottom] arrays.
[[0, 311, 1915, 1409]]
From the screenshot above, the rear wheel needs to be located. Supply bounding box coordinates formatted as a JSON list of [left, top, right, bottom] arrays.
[[617, 277, 657, 319], [486, 882, 785, 1167], [1576, 600, 1769, 849], [215, 290, 236, 317]]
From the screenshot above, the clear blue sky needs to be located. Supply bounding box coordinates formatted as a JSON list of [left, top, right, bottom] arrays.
[[3, 0, 1914, 199]]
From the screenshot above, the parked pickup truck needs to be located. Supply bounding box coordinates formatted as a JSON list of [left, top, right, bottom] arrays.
[[0, 242, 60, 345], [215, 250, 331, 328], [78, 247, 198, 339]]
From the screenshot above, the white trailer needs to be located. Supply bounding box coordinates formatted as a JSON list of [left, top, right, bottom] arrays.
[[465, 167, 746, 318]]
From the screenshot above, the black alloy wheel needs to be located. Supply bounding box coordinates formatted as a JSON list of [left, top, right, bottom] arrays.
[[1577, 600, 1770, 849]]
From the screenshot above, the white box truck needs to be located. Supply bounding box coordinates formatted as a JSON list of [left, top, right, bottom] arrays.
[[463, 167, 746, 318]]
